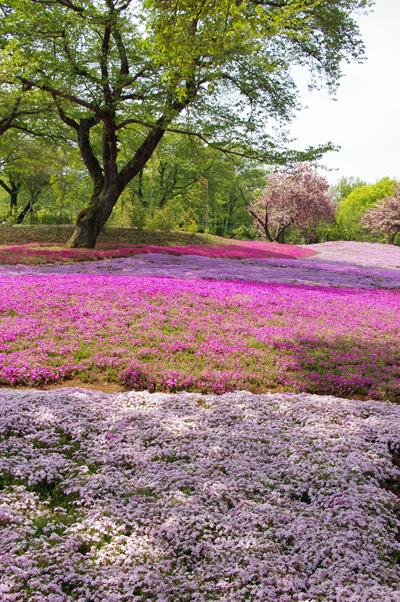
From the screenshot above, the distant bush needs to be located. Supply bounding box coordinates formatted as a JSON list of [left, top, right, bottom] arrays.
[[35, 209, 71, 225], [231, 225, 258, 240], [336, 177, 397, 240], [145, 203, 181, 232]]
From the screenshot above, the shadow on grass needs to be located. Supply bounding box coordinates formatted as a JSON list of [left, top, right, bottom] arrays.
[[275, 334, 400, 403]]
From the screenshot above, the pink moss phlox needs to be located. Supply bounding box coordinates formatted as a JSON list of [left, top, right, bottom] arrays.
[[0, 388, 399, 600], [0, 275, 399, 400], [0, 240, 315, 265]]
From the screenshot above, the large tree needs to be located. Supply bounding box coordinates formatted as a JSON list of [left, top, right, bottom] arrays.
[[2, 0, 372, 247]]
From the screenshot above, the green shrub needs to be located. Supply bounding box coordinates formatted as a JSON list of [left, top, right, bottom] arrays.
[[231, 225, 257, 240], [145, 203, 181, 232], [336, 177, 397, 240]]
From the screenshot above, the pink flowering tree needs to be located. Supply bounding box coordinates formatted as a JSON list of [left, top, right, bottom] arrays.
[[249, 164, 334, 243], [362, 188, 400, 244]]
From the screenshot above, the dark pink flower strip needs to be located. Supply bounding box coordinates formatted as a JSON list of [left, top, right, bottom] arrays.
[[0, 275, 399, 401]]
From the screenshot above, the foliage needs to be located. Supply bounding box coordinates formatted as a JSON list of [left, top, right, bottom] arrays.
[[1, 0, 372, 245], [249, 163, 334, 243], [336, 177, 397, 239], [362, 188, 400, 244], [330, 176, 366, 204]]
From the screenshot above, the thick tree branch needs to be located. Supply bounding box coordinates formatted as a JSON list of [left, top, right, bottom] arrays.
[[100, 22, 112, 103], [77, 119, 104, 191], [0, 178, 12, 195], [19, 77, 103, 115]]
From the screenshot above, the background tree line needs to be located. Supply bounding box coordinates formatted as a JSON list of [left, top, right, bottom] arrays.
[[4, 0, 396, 247]]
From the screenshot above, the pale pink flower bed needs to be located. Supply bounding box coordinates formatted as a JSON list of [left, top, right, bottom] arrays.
[[0, 388, 399, 601], [307, 241, 400, 270], [2, 252, 399, 289]]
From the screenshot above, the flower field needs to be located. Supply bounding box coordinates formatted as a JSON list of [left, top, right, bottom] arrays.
[[0, 274, 399, 401], [4, 252, 399, 290], [0, 240, 315, 265], [307, 241, 400, 270], [0, 239, 400, 601], [0, 388, 399, 601]]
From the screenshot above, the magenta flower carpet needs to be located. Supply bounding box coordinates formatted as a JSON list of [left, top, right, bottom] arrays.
[[0, 240, 315, 265], [0, 275, 399, 400], [0, 241, 399, 601]]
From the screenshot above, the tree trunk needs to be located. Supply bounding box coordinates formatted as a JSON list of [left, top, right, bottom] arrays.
[[10, 187, 19, 211], [16, 200, 34, 224], [67, 186, 119, 248]]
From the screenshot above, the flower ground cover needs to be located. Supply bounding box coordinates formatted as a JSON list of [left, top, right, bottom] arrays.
[[306, 241, 400, 270], [0, 240, 315, 265], [3, 252, 399, 290], [0, 388, 399, 601], [1, 275, 399, 401]]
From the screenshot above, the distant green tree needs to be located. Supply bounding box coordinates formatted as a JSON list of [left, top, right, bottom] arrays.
[[330, 176, 366, 204], [336, 177, 397, 239], [127, 135, 266, 235]]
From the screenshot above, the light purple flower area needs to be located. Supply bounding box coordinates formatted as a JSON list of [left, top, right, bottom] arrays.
[[1, 252, 399, 290], [0, 388, 399, 601], [306, 241, 400, 270]]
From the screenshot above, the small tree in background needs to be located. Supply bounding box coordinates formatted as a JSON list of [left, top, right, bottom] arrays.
[[362, 188, 400, 244], [249, 164, 334, 243], [335, 177, 397, 239]]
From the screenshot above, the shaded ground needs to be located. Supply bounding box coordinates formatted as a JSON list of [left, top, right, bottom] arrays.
[[0, 225, 226, 247], [0, 388, 399, 601]]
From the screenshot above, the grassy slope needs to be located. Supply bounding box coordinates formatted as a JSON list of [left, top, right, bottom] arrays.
[[0, 225, 230, 247]]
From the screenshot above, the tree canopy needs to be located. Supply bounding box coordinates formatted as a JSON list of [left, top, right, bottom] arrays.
[[249, 163, 334, 242], [362, 187, 400, 244], [1, 0, 373, 246], [336, 177, 397, 239]]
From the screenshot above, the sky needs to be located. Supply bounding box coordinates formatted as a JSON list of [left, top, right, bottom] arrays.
[[289, 0, 400, 184]]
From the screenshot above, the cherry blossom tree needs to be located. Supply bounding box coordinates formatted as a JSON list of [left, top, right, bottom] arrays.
[[249, 164, 334, 243], [362, 188, 400, 244]]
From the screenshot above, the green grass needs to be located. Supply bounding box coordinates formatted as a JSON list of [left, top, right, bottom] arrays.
[[0, 224, 230, 248]]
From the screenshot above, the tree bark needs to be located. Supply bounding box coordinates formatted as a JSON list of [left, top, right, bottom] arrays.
[[16, 200, 33, 224], [67, 185, 119, 248], [68, 114, 175, 247], [0, 177, 20, 213]]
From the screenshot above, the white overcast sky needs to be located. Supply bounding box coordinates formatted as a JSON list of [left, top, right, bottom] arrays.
[[289, 0, 400, 184]]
